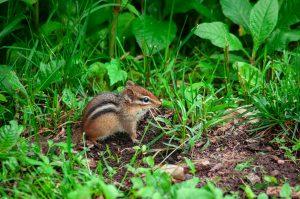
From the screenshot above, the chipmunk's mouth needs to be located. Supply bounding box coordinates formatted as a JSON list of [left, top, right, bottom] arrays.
[[136, 109, 149, 120]]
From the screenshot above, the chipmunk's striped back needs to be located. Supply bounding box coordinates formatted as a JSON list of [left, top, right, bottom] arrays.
[[83, 93, 120, 121]]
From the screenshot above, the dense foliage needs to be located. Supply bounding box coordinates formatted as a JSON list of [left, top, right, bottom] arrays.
[[0, 0, 299, 198]]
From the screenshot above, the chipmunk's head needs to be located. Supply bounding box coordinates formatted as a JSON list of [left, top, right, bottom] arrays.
[[122, 80, 161, 109]]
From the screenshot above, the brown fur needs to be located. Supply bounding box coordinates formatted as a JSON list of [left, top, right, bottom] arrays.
[[84, 113, 122, 141], [73, 81, 161, 144]]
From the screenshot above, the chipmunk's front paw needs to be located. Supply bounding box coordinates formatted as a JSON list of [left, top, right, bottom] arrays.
[[131, 138, 139, 144]]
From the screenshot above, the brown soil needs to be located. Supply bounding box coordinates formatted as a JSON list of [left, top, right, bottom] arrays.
[[70, 112, 300, 194]]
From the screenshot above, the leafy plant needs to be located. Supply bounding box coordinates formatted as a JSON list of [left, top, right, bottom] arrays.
[[194, 22, 244, 51], [280, 183, 292, 198], [195, 0, 300, 63], [67, 177, 122, 199], [233, 61, 262, 93], [220, 0, 252, 32], [132, 15, 177, 55], [249, 0, 278, 56], [105, 59, 127, 86], [0, 66, 28, 97], [36, 60, 64, 92], [130, 167, 229, 199], [249, 67, 300, 135], [0, 120, 24, 153], [267, 0, 300, 53], [243, 185, 256, 199], [234, 159, 253, 171]]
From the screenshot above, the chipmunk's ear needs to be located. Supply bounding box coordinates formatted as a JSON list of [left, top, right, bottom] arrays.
[[126, 80, 135, 87], [123, 88, 134, 102]]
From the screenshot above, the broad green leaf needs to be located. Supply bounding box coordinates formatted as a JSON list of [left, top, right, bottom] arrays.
[[117, 12, 135, 39], [164, 0, 217, 20], [220, 0, 252, 31], [40, 21, 63, 36], [184, 157, 196, 174], [193, 4, 215, 20], [99, 180, 123, 199], [176, 177, 200, 188], [23, 157, 43, 166], [0, 0, 8, 4], [0, 120, 24, 153], [266, 0, 300, 54], [62, 88, 77, 109], [280, 183, 292, 198], [210, 53, 246, 63], [234, 62, 262, 87], [132, 16, 177, 55], [82, 3, 113, 20], [37, 60, 64, 91], [131, 177, 144, 189], [176, 188, 214, 199], [105, 59, 127, 86], [22, 0, 37, 5], [263, 175, 278, 184], [137, 186, 156, 198], [126, 3, 140, 16], [194, 22, 243, 51], [87, 62, 107, 80], [278, 0, 300, 28], [164, 0, 204, 14], [207, 182, 223, 199], [0, 16, 24, 40], [234, 159, 252, 171], [257, 193, 268, 199], [0, 93, 7, 102], [67, 186, 91, 199], [86, 6, 111, 34], [244, 185, 256, 199], [0, 66, 27, 97], [250, 0, 279, 50], [143, 156, 155, 167], [267, 29, 300, 53]]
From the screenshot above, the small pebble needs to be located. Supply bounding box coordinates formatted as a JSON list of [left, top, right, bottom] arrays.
[[271, 170, 280, 176], [265, 146, 273, 151], [277, 159, 285, 164]]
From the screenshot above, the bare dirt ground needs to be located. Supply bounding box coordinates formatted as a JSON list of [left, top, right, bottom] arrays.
[[63, 111, 300, 196]]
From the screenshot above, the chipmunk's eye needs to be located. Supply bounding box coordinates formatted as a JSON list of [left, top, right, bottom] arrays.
[[141, 97, 150, 103]]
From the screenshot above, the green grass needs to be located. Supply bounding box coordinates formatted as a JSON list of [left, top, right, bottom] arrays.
[[1, 0, 300, 198]]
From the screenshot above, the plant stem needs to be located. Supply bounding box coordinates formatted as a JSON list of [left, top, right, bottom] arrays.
[[224, 45, 230, 93], [251, 50, 256, 65], [109, 0, 121, 58], [34, 0, 39, 31]]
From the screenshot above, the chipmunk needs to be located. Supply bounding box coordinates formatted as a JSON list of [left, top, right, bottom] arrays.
[[80, 81, 161, 143]]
